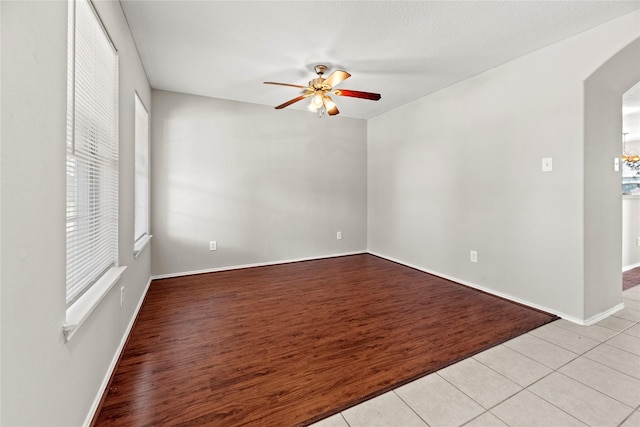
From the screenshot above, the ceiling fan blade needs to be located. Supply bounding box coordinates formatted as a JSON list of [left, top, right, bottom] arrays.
[[275, 94, 309, 109], [323, 96, 339, 116], [323, 70, 351, 88], [334, 89, 381, 101], [264, 81, 307, 89]]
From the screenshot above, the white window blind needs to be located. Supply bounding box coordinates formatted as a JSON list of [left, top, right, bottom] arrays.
[[66, 0, 119, 306], [134, 92, 150, 254]]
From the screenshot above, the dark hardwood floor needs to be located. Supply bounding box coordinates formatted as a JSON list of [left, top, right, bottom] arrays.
[[93, 254, 556, 426]]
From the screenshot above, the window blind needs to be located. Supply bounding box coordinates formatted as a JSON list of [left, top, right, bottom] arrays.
[[66, 0, 119, 306], [134, 93, 149, 248]]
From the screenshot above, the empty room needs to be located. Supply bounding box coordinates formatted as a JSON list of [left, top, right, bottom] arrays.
[[2, 1, 640, 426]]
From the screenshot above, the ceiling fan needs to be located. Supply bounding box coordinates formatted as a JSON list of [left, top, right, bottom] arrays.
[[264, 65, 381, 116]]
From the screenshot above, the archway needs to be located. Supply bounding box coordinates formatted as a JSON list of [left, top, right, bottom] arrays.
[[584, 38, 640, 321]]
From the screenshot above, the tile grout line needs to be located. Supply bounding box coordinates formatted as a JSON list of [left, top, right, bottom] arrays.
[[339, 412, 351, 427], [391, 389, 432, 426], [458, 408, 497, 427], [616, 403, 640, 427]]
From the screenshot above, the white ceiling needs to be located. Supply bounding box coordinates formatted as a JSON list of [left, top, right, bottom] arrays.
[[120, 1, 640, 120]]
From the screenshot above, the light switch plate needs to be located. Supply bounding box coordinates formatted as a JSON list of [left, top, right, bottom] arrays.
[[542, 158, 553, 172]]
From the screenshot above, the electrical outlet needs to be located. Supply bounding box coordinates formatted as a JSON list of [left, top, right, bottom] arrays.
[[209, 241, 217, 251], [120, 286, 124, 308], [636, 237, 640, 246], [470, 250, 478, 263], [337, 231, 342, 240]]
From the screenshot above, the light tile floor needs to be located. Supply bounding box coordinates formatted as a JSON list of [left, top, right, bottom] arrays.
[[311, 287, 640, 427]]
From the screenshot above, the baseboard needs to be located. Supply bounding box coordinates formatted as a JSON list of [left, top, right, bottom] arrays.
[[367, 250, 573, 322], [151, 250, 367, 280], [581, 303, 625, 326], [623, 262, 640, 272], [83, 276, 153, 427]]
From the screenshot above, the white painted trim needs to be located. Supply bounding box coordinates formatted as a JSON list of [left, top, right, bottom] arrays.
[[623, 262, 640, 272], [133, 234, 152, 258], [82, 276, 152, 427], [581, 303, 625, 326], [63, 266, 127, 341], [366, 250, 572, 322], [151, 251, 367, 280]]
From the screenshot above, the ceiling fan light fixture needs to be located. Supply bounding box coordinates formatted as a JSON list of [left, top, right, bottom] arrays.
[[311, 92, 324, 107], [264, 64, 381, 117], [323, 95, 339, 116]]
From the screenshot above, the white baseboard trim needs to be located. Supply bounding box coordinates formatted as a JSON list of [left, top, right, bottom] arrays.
[[151, 251, 367, 280], [581, 303, 625, 326], [367, 250, 575, 323], [623, 262, 640, 272], [83, 276, 153, 427]]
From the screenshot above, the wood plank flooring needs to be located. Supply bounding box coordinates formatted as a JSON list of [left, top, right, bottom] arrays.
[[623, 266, 640, 290], [94, 254, 556, 426]]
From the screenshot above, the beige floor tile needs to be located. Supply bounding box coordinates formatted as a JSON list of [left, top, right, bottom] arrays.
[[473, 344, 551, 387], [528, 372, 632, 427], [607, 332, 640, 356], [464, 412, 508, 427], [596, 315, 636, 332], [552, 319, 619, 342], [309, 413, 349, 427], [438, 358, 521, 409], [491, 390, 587, 427], [623, 297, 640, 310], [559, 356, 640, 407], [395, 373, 484, 427], [620, 410, 640, 427], [614, 306, 640, 322], [504, 333, 578, 369], [624, 323, 640, 338], [341, 391, 427, 427], [583, 343, 640, 379], [623, 286, 640, 301], [529, 322, 600, 354]]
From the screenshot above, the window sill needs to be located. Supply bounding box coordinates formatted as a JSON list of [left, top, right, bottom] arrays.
[[134, 234, 152, 258], [63, 266, 127, 342]]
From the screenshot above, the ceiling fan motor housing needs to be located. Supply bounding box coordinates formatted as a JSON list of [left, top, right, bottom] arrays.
[[314, 64, 328, 76], [310, 77, 328, 90]]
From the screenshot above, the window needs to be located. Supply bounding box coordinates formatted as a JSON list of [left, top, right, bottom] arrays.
[[134, 92, 151, 255], [64, 0, 124, 340]]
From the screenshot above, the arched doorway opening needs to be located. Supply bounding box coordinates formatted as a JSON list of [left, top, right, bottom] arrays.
[[584, 38, 640, 321]]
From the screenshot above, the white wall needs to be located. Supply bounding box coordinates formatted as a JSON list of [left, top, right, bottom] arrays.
[[0, 1, 151, 425], [151, 90, 367, 276], [368, 11, 640, 322]]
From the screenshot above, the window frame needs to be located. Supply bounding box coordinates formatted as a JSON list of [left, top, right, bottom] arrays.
[[63, 0, 125, 341], [133, 91, 151, 257]]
